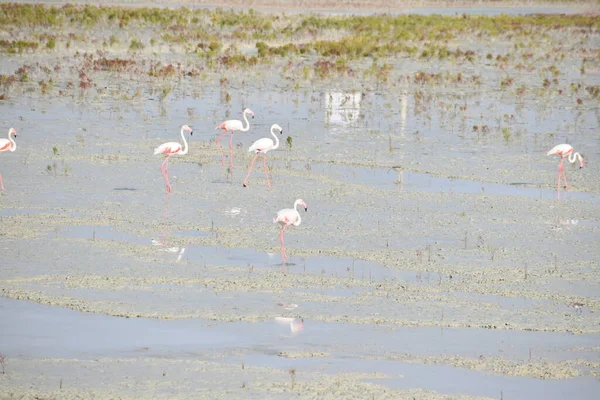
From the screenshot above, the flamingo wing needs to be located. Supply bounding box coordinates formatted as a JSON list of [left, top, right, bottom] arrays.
[[249, 138, 274, 153], [547, 144, 573, 156], [154, 142, 181, 155], [0, 139, 10, 152], [219, 119, 243, 132], [274, 208, 299, 225]]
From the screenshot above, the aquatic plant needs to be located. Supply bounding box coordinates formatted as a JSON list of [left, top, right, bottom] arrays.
[[160, 87, 172, 101], [78, 70, 92, 89], [109, 35, 120, 46], [149, 63, 177, 77], [586, 85, 599, 98], [500, 77, 514, 89], [129, 39, 145, 51], [46, 35, 56, 49], [38, 79, 52, 94], [0, 39, 38, 54], [217, 53, 258, 68], [94, 57, 137, 72], [288, 369, 296, 389]]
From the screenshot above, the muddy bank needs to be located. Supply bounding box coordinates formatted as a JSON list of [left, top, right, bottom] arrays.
[[22, 0, 600, 13]]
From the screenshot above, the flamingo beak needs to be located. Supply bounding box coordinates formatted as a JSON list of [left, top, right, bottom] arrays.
[[304, 207, 308, 212], [190, 130, 193, 136], [280, 130, 283, 135]]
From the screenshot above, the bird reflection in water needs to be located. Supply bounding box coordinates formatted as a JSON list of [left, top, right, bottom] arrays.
[[274, 317, 304, 336], [151, 194, 185, 262], [275, 301, 303, 336]]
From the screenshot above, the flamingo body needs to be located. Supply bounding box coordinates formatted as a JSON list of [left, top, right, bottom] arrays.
[[215, 108, 254, 167], [547, 144, 574, 158], [248, 137, 276, 153], [274, 207, 302, 227], [216, 119, 244, 132], [154, 125, 193, 193], [243, 124, 282, 188], [547, 143, 584, 199], [0, 141, 12, 151], [0, 128, 17, 190], [154, 142, 182, 155], [274, 199, 307, 264]]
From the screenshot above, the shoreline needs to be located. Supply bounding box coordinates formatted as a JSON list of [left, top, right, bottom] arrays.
[[5, 0, 599, 14]]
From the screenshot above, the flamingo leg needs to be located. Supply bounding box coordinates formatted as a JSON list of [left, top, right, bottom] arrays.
[[216, 130, 228, 165], [556, 159, 566, 199], [160, 155, 171, 193], [279, 224, 289, 264], [159, 157, 166, 178], [561, 166, 569, 190], [556, 165, 561, 199], [229, 132, 235, 168], [0, 172, 4, 191], [243, 153, 259, 187], [263, 153, 271, 188]]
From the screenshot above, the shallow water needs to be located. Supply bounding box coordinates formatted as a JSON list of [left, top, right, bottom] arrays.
[[1, 3, 600, 399], [2, 297, 598, 400]]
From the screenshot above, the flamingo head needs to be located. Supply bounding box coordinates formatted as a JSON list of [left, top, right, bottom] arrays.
[[8, 127, 17, 137], [182, 124, 193, 136], [298, 199, 308, 212], [272, 124, 283, 134], [579, 154, 585, 169], [244, 108, 255, 119]]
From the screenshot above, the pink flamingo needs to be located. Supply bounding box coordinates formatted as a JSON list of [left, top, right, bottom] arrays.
[[274, 199, 308, 264], [153, 125, 193, 193], [243, 124, 282, 188], [547, 144, 584, 198], [0, 128, 17, 191], [215, 108, 254, 168]]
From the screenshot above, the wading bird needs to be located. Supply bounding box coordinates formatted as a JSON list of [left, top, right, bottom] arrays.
[[547, 144, 584, 198], [274, 199, 308, 264], [154, 125, 193, 193], [0, 128, 17, 191], [215, 108, 254, 168], [243, 124, 282, 188]]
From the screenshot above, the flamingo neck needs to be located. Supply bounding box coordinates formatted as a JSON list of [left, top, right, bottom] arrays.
[[270, 127, 280, 150], [293, 201, 302, 225], [567, 151, 581, 164], [180, 127, 189, 155], [8, 130, 16, 152], [241, 111, 250, 132]]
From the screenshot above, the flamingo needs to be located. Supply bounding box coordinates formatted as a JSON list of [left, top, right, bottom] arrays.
[[243, 124, 282, 188], [0, 128, 17, 191], [215, 108, 254, 168], [274, 199, 308, 264], [547, 144, 584, 198], [153, 125, 193, 193]]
